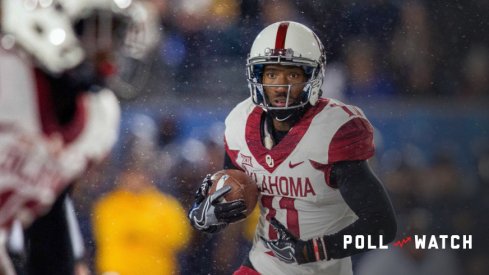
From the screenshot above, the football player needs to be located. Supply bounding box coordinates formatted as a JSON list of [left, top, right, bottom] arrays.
[[0, 0, 157, 273], [189, 21, 397, 275]]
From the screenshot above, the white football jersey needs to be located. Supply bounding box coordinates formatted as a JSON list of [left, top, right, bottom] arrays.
[[224, 97, 375, 275], [0, 49, 120, 229]]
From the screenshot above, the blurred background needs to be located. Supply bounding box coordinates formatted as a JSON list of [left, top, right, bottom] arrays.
[[71, 0, 489, 274]]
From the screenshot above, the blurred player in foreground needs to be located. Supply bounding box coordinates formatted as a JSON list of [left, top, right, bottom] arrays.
[[0, 0, 157, 273], [189, 21, 397, 274]]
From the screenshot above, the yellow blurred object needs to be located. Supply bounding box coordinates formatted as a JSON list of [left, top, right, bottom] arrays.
[[93, 183, 190, 275], [243, 204, 260, 241], [211, 0, 239, 18], [208, 0, 240, 27]]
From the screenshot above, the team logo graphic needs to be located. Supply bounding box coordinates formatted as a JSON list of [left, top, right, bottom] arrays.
[[265, 154, 274, 168], [343, 235, 472, 250], [240, 153, 253, 168], [393, 236, 412, 248]]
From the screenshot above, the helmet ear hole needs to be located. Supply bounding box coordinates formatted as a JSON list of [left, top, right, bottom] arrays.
[[33, 23, 44, 35], [54, 3, 62, 11]]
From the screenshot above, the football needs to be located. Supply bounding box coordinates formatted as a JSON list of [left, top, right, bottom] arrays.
[[208, 169, 258, 216]]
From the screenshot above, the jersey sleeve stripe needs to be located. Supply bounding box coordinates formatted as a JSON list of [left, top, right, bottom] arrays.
[[328, 117, 375, 163]]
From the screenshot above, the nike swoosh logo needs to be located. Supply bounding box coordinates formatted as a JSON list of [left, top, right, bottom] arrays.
[[288, 161, 304, 169]]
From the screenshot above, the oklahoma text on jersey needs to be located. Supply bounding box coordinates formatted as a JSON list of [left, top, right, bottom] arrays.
[[250, 173, 316, 198]]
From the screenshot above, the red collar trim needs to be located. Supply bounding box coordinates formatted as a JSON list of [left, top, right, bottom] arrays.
[[245, 99, 329, 173], [35, 69, 87, 144]]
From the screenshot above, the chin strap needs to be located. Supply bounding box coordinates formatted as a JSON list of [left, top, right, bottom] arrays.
[[262, 105, 308, 149], [268, 104, 308, 125], [274, 114, 293, 122], [281, 102, 309, 120]]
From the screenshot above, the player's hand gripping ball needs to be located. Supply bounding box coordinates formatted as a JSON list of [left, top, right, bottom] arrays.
[[208, 169, 258, 216]]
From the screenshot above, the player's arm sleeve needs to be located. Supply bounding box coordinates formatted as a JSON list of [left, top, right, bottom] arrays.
[[323, 160, 397, 259], [328, 117, 375, 163]]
